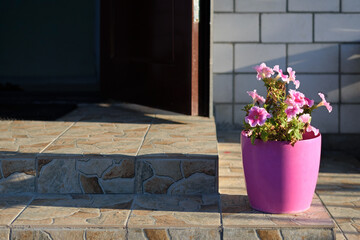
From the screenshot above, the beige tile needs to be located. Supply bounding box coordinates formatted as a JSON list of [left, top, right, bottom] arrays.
[[0, 195, 32, 225], [128, 195, 220, 228], [12, 195, 133, 227]]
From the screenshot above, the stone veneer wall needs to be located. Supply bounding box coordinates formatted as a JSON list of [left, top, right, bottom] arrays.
[[213, 0, 360, 134]]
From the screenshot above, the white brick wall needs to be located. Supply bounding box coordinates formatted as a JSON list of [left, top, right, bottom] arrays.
[[213, 44, 233, 73], [213, 0, 360, 134], [311, 104, 339, 133], [341, 75, 360, 103], [214, 105, 233, 124], [341, 105, 360, 133], [213, 74, 233, 103], [341, 44, 360, 73], [235, 74, 267, 103], [235, 44, 286, 72], [214, 0, 233, 12], [235, 0, 286, 12], [213, 14, 259, 42], [288, 44, 338, 73], [262, 14, 312, 42], [342, 0, 360, 12], [315, 14, 360, 42], [288, 0, 339, 12], [296, 74, 339, 103]]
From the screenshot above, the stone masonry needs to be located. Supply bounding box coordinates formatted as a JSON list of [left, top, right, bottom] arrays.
[[213, 0, 360, 134], [0, 104, 218, 194]]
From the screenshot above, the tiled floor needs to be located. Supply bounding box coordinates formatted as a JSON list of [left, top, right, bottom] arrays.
[[1, 103, 356, 239]]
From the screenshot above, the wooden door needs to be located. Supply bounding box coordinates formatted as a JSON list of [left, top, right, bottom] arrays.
[[101, 0, 201, 115]]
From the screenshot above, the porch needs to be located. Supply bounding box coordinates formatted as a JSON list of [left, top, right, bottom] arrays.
[[1, 103, 356, 239]]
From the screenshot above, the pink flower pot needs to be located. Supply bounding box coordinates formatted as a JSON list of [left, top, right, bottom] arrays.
[[241, 131, 321, 214]]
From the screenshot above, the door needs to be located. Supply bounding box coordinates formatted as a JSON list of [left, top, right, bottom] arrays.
[[101, 0, 201, 115]]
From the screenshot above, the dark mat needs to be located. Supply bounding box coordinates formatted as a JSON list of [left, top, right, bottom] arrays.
[[0, 103, 77, 121]]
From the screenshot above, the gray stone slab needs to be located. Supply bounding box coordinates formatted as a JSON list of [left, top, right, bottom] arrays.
[[340, 104, 360, 133], [213, 14, 259, 42], [289, 0, 339, 12], [341, 75, 360, 103], [235, 44, 286, 72], [214, 0, 233, 12], [236, 0, 286, 12], [315, 14, 360, 42], [288, 44, 339, 73], [214, 74, 233, 103], [262, 14, 312, 42], [296, 74, 339, 103], [213, 44, 233, 73], [341, 44, 360, 73], [342, 0, 360, 12]]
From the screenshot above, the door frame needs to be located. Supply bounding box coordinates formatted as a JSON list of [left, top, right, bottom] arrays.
[[97, 0, 211, 117]]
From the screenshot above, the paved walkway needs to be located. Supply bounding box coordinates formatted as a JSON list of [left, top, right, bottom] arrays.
[[217, 130, 360, 240], [1, 104, 357, 239]]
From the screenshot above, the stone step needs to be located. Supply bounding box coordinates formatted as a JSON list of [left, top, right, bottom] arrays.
[[0, 104, 218, 195], [0, 193, 334, 240]]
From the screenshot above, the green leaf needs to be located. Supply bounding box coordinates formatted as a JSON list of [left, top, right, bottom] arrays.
[[260, 131, 268, 142], [251, 134, 256, 145]]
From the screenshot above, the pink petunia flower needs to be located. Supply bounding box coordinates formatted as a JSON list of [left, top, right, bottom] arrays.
[[247, 89, 265, 104], [307, 125, 319, 136], [273, 65, 289, 83], [245, 106, 271, 127], [304, 97, 314, 107], [299, 113, 311, 123], [317, 93, 332, 113], [254, 63, 274, 80], [298, 114, 319, 136], [287, 90, 307, 107], [285, 104, 303, 120], [287, 67, 300, 89]]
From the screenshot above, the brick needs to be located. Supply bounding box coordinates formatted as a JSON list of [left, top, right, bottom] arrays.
[[213, 44, 233, 73], [342, 0, 360, 12], [223, 229, 259, 240], [235, 74, 267, 103], [215, 104, 233, 124], [235, 44, 286, 72], [214, 74, 233, 103], [296, 74, 339, 103], [341, 44, 360, 73], [281, 228, 334, 240], [214, 0, 233, 12], [341, 75, 360, 103], [235, 0, 286, 12], [289, 0, 339, 12], [288, 44, 339, 73], [311, 104, 339, 133], [234, 104, 247, 127], [315, 14, 360, 42], [262, 14, 312, 42], [213, 14, 259, 42]]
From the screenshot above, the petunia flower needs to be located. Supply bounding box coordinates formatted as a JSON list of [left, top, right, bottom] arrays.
[[273, 65, 289, 83], [298, 114, 319, 136], [254, 63, 274, 80], [287, 90, 307, 107], [245, 106, 271, 127], [304, 97, 314, 107], [247, 89, 265, 104], [285, 104, 303, 120], [317, 93, 332, 113], [299, 113, 311, 123], [287, 67, 300, 89]]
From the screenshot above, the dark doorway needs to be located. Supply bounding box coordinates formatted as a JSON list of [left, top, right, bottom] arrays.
[[100, 0, 210, 116]]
